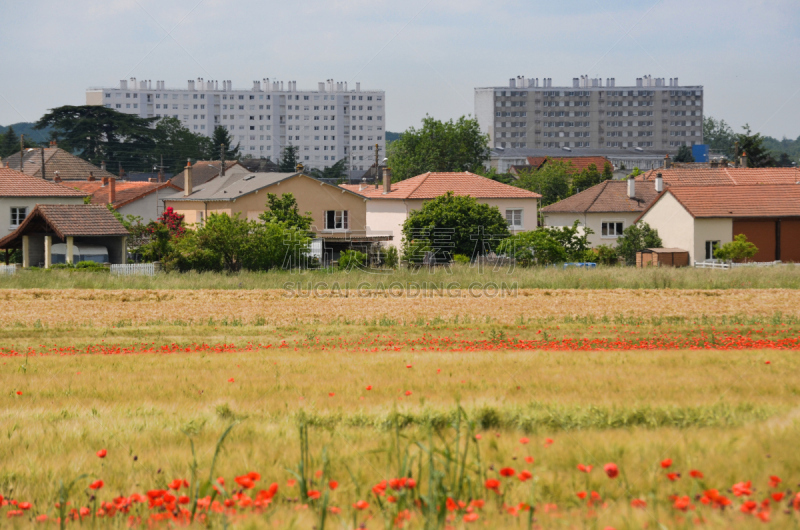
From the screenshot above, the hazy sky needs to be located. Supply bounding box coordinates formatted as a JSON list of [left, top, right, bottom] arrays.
[[1, 0, 799, 140]]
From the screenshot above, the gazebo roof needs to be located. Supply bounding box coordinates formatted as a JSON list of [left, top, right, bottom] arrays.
[[0, 204, 129, 249]]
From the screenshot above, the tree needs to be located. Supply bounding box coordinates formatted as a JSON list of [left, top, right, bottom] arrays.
[[35, 105, 158, 171], [703, 117, 736, 156], [0, 126, 19, 158], [515, 161, 570, 207], [386, 115, 489, 181], [571, 163, 607, 194], [211, 126, 240, 160], [615, 222, 663, 265], [307, 159, 348, 181], [736, 125, 776, 167], [401, 191, 509, 258], [602, 161, 614, 180], [473, 166, 515, 184], [279, 145, 299, 172], [674, 145, 695, 163], [155, 118, 214, 174], [258, 193, 313, 232], [714, 234, 758, 263], [194, 213, 251, 272]]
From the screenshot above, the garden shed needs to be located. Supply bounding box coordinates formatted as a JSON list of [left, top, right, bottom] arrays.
[[636, 248, 689, 268]]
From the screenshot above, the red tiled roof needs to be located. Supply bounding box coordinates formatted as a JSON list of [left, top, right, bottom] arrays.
[[340, 172, 541, 199], [69, 181, 181, 208], [639, 184, 800, 220], [0, 204, 129, 249], [541, 179, 659, 214], [526, 156, 612, 173], [0, 167, 88, 198], [639, 167, 800, 187]]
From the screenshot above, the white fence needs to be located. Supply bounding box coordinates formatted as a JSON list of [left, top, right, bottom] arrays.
[[110, 263, 157, 276], [0, 265, 16, 275], [694, 260, 782, 270]]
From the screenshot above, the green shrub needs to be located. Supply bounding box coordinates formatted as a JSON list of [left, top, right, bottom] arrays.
[[595, 244, 618, 265], [453, 254, 471, 265], [338, 249, 367, 270], [715, 234, 759, 263], [383, 245, 399, 269]]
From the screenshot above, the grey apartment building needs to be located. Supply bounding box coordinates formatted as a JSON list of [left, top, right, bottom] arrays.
[[87, 78, 386, 172], [475, 75, 703, 152]]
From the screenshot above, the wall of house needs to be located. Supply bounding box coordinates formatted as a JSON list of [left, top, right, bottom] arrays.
[[118, 194, 163, 223], [480, 198, 538, 234], [781, 219, 800, 263], [165, 175, 368, 235], [543, 212, 641, 247], [0, 197, 86, 235], [639, 192, 697, 260], [694, 218, 733, 262]]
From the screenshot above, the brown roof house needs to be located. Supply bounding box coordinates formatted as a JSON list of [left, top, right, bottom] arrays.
[[541, 176, 661, 247], [0, 204, 130, 267], [0, 167, 88, 235], [340, 171, 542, 248], [169, 160, 248, 190], [636, 184, 800, 263], [3, 146, 118, 181], [509, 156, 613, 178], [70, 178, 181, 222]]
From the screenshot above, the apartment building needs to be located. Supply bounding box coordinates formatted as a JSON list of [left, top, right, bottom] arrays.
[[86, 78, 386, 171], [475, 75, 703, 152]]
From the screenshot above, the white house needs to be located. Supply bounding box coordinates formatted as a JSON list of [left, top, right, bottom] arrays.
[[340, 172, 541, 248], [69, 177, 182, 222], [0, 168, 87, 235], [637, 184, 800, 263]]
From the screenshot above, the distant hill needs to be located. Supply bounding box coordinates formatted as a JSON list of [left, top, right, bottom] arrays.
[[762, 135, 800, 163], [0, 121, 52, 144], [386, 131, 401, 144]]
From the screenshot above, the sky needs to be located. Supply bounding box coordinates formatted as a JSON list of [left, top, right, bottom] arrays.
[[1, 0, 799, 140]]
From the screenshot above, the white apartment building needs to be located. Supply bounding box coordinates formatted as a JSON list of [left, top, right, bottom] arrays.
[[87, 78, 386, 171], [475, 75, 703, 152]]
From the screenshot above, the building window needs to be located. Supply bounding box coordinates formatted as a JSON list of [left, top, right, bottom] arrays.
[[505, 209, 523, 229], [601, 221, 624, 238], [705, 240, 720, 260], [10, 207, 27, 228], [324, 210, 349, 231]]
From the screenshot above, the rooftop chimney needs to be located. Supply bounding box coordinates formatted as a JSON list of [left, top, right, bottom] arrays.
[[54, 172, 62, 183], [184, 159, 193, 196], [359, 177, 367, 192], [382, 167, 392, 194], [655, 172, 663, 193], [109, 177, 116, 205], [627, 175, 635, 199], [740, 151, 748, 168], [102, 176, 109, 186], [664, 153, 672, 169], [88, 172, 95, 182], [100, 161, 106, 172]]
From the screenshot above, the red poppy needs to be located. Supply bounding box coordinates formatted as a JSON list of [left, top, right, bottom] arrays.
[[406, 478, 417, 489], [328, 392, 335, 397], [15, 391, 22, 395], [631, 499, 647, 509], [235, 476, 255, 489], [661, 459, 672, 469], [499, 467, 516, 477], [89, 480, 104, 490], [772, 492, 785, 502], [404, 390, 412, 396], [169, 479, 183, 491], [365, 385, 372, 390], [543, 438, 554, 447], [689, 470, 704, 479], [353, 500, 369, 510], [604, 463, 619, 479], [733, 481, 752, 497], [740, 500, 758, 514], [518, 470, 532, 482], [666, 472, 680, 481], [577, 464, 592, 473], [463, 513, 479, 522], [519, 437, 529, 445], [406, 364, 412, 368], [228, 378, 234, 383], [18, 502, 31, 510], [329, 506, 341, 514], [768, 475, 781, 488], [484, 479, 500, 493], [576, 491, 587, 500], [525, 456, 534, 464], [328, 480, 338, 490], [178, 496, 190, 504], [474, 434, 482, 440], [307, 490, 321, 500], [247, 472, 260, 482], [673, 495, 692, 511], [96, 449, 107, 459]]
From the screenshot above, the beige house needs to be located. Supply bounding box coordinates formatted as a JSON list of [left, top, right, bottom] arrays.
[[164, 167, 378, 242], [541, 177, 660, 247], [637, 184, 800, 263], [340, 172, 541, 248]]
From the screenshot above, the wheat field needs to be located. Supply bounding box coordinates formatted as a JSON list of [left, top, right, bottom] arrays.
[[1, 288, 800, 528]]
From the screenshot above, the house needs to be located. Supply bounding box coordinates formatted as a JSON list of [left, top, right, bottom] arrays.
[[164, 165, 384, 259], [0, 168, 88, 234], [2, 145, 118, 181], [541, 177, 661, 247], [0, 204, 130, 267], [488, 147, 669, 174], [340, 172, 542, 249], [168, 160, 247, 190], [636, 185, 800, 263], [509, 156, 612, 178], [638, 166, 800, 187], [69, 177, 182, 222]]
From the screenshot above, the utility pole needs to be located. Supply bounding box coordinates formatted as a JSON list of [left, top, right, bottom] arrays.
[[40, 147, 45, 179], [220, 144, 226, 177], [159, 154, 164, 182], [373, 143, 379, 188], [19, 134, 24, 171]]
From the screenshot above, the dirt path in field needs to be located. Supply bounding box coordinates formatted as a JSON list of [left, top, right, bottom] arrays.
[[1, 289, 798, 326]]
